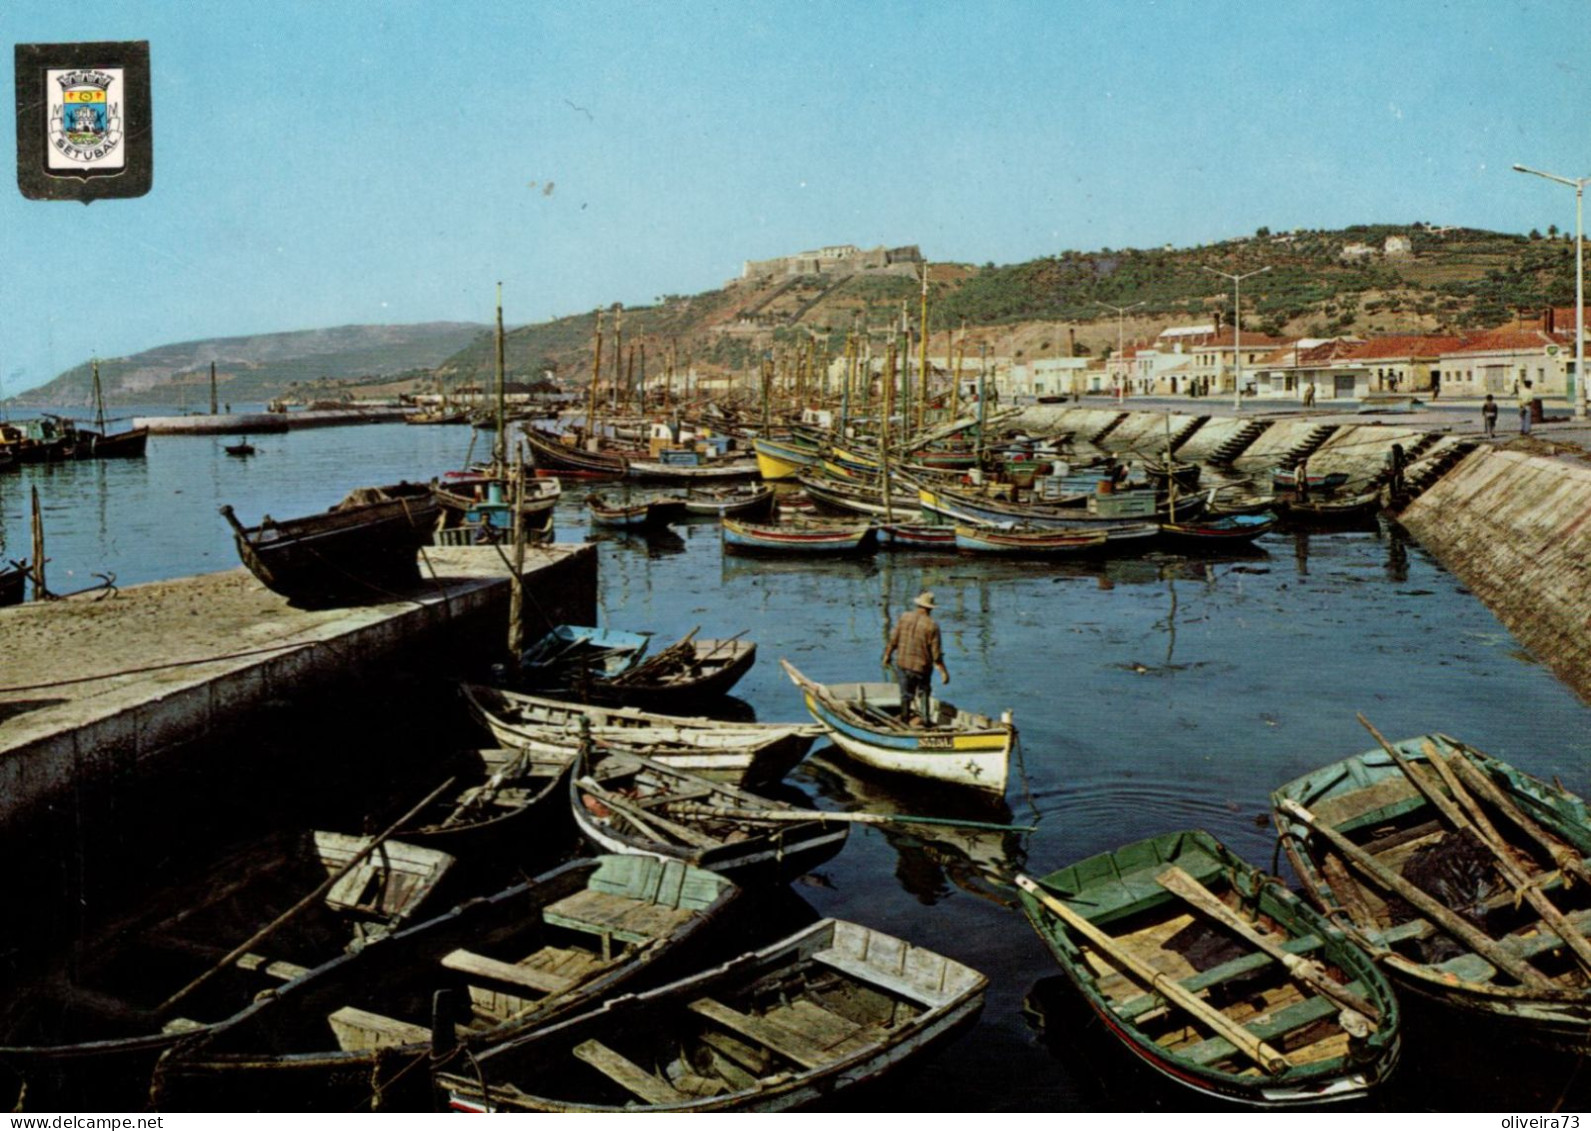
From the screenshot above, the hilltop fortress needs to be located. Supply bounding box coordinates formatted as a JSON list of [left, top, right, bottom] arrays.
[[740, 243, 923, 282]]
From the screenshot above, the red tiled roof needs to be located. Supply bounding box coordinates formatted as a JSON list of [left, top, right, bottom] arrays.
[[1443, 328, 1567, 354]]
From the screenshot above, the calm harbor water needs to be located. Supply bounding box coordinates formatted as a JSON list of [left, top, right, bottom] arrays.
[[4, 408, 1590, 1112]]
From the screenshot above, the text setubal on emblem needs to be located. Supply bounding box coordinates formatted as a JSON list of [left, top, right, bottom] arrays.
[[47, 68, 124, 170]]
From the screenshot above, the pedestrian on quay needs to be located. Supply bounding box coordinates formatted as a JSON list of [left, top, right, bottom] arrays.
[[1302, 381, 1315, 409], [1517, 379, 1534, 436], [1482, 394, 1498, 438], [882, 591, 949, 726]]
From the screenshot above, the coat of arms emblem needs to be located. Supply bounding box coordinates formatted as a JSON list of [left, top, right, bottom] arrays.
[[47, 67, 124, 171], [16, 40, 151, 201]]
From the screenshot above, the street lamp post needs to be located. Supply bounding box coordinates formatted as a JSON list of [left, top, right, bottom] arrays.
[[1096, 300, 1145, 400], [1203, 265, 1272, 410], [1514, 163, 1588, 421]]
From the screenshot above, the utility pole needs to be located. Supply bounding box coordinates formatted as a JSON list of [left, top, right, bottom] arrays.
[[1202, 266, 1271, 411], [1096, 300, 1145, 401], [1514, 164, 1588, 420]]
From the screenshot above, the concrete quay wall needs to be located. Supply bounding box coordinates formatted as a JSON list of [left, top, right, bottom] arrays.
[[0, 544, 597, 831], [1398, 450, 1591, 705]]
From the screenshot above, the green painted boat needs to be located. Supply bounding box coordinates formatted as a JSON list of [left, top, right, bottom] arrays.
[[1273, 733, 1591, 1052], [1017, 829, 1400, 1107]]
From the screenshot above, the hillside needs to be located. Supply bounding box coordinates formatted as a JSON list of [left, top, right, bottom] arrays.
[[13, 223, 1577, 405], [450, 223, 1579, 391], [13, 322, 488, 407]]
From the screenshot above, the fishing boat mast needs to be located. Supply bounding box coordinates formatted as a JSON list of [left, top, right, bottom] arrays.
[[881, 324, 894, 524], [586, 308, 604, 452], [609, 305, 623, 416], [92, 357, 106, 436], [493, 282, 507, 474], [917, 263, 930, 435]]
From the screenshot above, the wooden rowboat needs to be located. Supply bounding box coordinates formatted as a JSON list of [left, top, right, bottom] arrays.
[[219, 482, 441, 607], [523, 425, 629, 477], [1159, 512, 1278, 546], [585, 491, 685, 529], [437, 918, 987, 1112], [520, 624, 652, 687], [579, 633, 758, 710], [1272, 466, 1350, 492], [1272, 731, 1591, 1053], [0, 829, 455, 1110], [721, 517, 875, 555], [953, 524, 1109, 556], [1279, 491, 1381, 525], [571, 746, 849, 884], [459, 683, 820, 788], [0, 560, 27, 606], [1017, 829, 1401, 1107], [396, 750, 575, 867], [149, 856, 739, 1112], [680, 483, 776, 519], [780, 659, 1015, 798], [876, 523, 957, 550]]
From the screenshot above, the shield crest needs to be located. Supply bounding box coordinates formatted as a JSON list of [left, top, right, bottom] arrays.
[[46, 67, 124, 173]]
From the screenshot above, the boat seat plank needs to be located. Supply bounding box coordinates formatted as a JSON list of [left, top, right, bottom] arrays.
[[811, 947, 949, 1008], [328, 1005, 431, 1052], [1178, 979, 1371, 1067], [635, 785, 717, 809], [440, 948, 579, 995], [1114, 935, 1325, 1022], [1312, 778, 1419, 828], [687, 998, 832, 1069], [545, 888, 693, 944], [701, 1047, 759, 1092], [698, 1029, 771, 1075], [234, 952, 311, 982], [573, 1039, 688, 1106], [765, 999, 864, 1047]]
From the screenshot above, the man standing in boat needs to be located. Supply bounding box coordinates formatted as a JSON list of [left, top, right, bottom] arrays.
[[883, 591, 949, 725]]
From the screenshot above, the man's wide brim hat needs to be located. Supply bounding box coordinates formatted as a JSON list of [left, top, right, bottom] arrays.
[[915, 592, 936, 609]]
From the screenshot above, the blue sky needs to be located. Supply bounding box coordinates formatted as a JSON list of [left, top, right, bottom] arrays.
[[3, 0, 1587, 393]]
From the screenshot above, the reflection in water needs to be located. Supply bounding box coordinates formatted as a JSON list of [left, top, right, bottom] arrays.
[[1384, 522, 1410, 582], [795, 749, 1029, 908]]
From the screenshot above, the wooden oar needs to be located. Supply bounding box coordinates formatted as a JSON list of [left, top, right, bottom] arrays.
[[671, 802, 1035, 834], [1417, 742, 1591, 976], [1155, 865, 1380, 1028], [158, 776, 456, 1017], [1442, 745, 1591, 888], [1276, 798, 1556, 990], [1014, 875, 1291, 1075], [1358, 717, 1591, 978]]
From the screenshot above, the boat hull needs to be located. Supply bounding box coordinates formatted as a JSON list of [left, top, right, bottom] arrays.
[[752, 437, 821, 480], [782, 662, 1013, 797], [223, 486, 441, 607], [438, 918, 987, 1113], [722, 518, 874, 554], [1272, 733, 1591, 1054], [1018, 829, 1401, 1107]]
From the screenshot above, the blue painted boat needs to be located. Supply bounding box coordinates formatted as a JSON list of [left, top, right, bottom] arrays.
[[781, 660, 1014, 796], [585, 491, 686, 528], [722, 517, 875, 555], [876, 523, 957, 550], [953, 524, 1109, 556], [917, 484, 1175, 543], [520, 625, 651, 685]]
